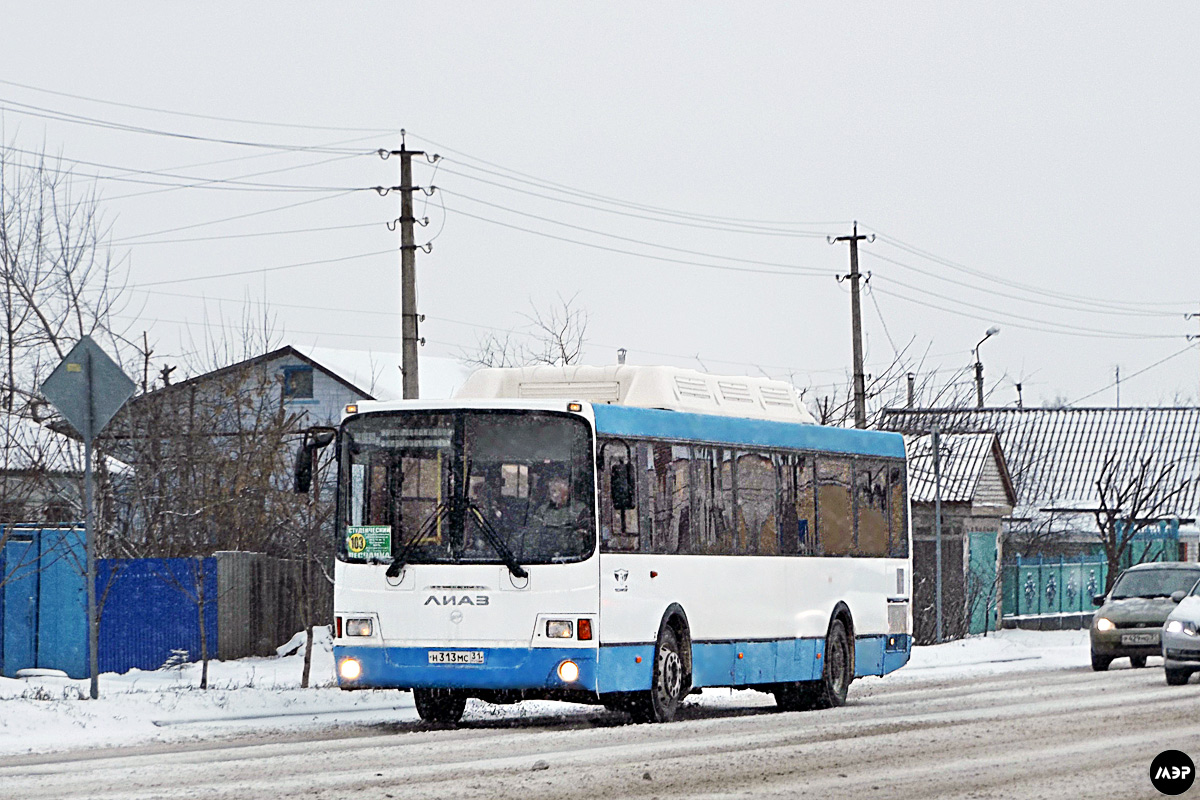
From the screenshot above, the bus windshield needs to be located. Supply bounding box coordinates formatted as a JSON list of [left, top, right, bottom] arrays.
[[338, 410, 596, 566]]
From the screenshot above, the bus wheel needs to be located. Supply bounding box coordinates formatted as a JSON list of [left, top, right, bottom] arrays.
[[817, 618, 852, 707], [413, 688, 466, 724], [630, 627, 685, 723]]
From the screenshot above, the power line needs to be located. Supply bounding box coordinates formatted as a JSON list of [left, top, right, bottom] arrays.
[[870, 278, 1179, 341], [434, 163, 835, 238], [127, 248, 394, 288], [1068, 344, 1198, 405], [0, 78, 400, 134], [862, 248, 1176, 320], [440, 201, 830, 278], [408, 131, 849, 228], [866, 226, 1191, 313], [0, 96, 376, 153], [111, 220, 381, 246], [441, 188, 833, 274], [114, 191, 359, 241]]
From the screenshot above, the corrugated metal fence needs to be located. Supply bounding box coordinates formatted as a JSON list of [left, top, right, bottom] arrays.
[[0, 528, 328, 678]]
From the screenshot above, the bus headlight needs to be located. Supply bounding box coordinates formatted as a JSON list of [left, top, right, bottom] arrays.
[[1167, 619, 1198, 636], [546, 620, 573, 639], [339, 658, 363, 681], [345, 618, 373, 637], [557, 660, 580, 683]]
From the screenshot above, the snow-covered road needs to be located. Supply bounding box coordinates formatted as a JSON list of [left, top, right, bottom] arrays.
[[2, 647, 1196, 799]]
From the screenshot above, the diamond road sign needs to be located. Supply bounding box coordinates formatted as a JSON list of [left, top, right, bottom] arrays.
[[40, 336, 135, 443]]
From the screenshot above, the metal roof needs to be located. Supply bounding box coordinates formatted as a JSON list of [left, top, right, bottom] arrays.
[[904, 432, 1014, 505], [880, 407, 1200, 519]]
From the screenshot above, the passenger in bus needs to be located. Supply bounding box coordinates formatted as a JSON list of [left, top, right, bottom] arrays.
[[529, 474, 589, 557]]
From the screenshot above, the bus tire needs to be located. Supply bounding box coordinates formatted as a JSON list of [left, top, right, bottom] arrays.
[[810, 618, 854, 709], [629, 627, 685, 723], [413, 688, 466, 724]]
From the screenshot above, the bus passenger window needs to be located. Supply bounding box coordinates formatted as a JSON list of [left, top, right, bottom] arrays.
[[737, 451, 777, 555], [817, 458, 853, 556], [855, 461, 889, 557], [781, 455, 817, 555]]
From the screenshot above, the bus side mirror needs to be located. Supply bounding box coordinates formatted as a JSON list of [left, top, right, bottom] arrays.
[[611, 461, 636, 511], [294, 428, 336, 494]]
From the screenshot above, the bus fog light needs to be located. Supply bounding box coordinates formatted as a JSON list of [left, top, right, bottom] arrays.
[[546, 620, 573, 638], [346, 618, 373, 637], [339, 658, 362, 681], [557, 660, 580, 683]]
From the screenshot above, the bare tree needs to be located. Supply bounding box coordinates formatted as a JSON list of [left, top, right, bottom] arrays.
[[1091, 452, 1194, 592], [461, 294, 589, 369], [809, 338, 977, 427]]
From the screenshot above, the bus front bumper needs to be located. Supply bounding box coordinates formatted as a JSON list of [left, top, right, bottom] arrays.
[[334, 645, 598, 692]]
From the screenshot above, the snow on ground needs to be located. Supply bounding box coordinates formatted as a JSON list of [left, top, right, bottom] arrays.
[[0, 628, 1096, 757]]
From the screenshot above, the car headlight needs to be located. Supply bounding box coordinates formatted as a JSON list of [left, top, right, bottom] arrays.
[[1095, 617, 1115, 632], [1167, 619, 1199, 636]]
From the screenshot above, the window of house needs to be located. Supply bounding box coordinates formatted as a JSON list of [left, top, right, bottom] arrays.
[[282, 366, 314, 400]]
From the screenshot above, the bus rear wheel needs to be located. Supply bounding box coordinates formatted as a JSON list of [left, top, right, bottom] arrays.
[[413, 688, 466, 724], [629, 627, 685, 723], [776, 618, 852, 711]]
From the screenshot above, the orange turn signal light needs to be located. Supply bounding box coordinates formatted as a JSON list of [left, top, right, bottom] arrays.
[[567, 402, 583, 412], [577, 619, 592, 640]]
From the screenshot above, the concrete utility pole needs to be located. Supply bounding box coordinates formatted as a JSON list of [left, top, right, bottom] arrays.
[[932, 425, 944, 644], [383, 131, 429, 399], [973, 326, 1000, 408], [831, 222, 873, 429], [1188, 312, 1200, 403]]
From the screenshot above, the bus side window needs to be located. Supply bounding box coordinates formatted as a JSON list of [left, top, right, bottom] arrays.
[[782, 454, 817, 555], [818, 457, 853, 556], [855, 461, 889, 557], [888, 464, 909, 558], [737, 451, 777, 555]]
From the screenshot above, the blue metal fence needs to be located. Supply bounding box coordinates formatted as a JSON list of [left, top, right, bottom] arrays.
[[1, 532, 218, 678], [96, 558, 218, 673]]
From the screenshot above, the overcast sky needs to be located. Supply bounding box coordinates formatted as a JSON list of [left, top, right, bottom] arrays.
[[2, 4, 1198, 408]]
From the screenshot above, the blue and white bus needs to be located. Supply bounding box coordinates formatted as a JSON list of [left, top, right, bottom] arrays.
[[314, 365, 911, 724]]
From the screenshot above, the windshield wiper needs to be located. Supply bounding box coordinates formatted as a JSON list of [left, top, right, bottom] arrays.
[[467, 501, 528, 580], [385, 501, 451, 578]]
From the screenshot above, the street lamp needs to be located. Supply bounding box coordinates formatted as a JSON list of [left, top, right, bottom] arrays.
[[974, 326, 1000, 408]]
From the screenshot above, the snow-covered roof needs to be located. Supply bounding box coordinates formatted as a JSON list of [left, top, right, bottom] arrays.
[[904, 432, 1015, 506], [0, 413, 130, 475], [455, 364, 817, 423], [881, 407, 1200, 518], [300, 348, 471, 401]]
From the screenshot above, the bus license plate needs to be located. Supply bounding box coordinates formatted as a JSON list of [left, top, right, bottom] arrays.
[[1121, 632, 1158, 646], [428, 650, 485, 665]]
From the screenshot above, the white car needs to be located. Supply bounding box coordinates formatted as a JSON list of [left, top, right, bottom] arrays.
[[1162, 578, 1200, 685]]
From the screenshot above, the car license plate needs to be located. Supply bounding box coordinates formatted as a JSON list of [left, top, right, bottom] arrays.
[[428, 650, 485, 665], [1121, 632, 1159, 646]]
